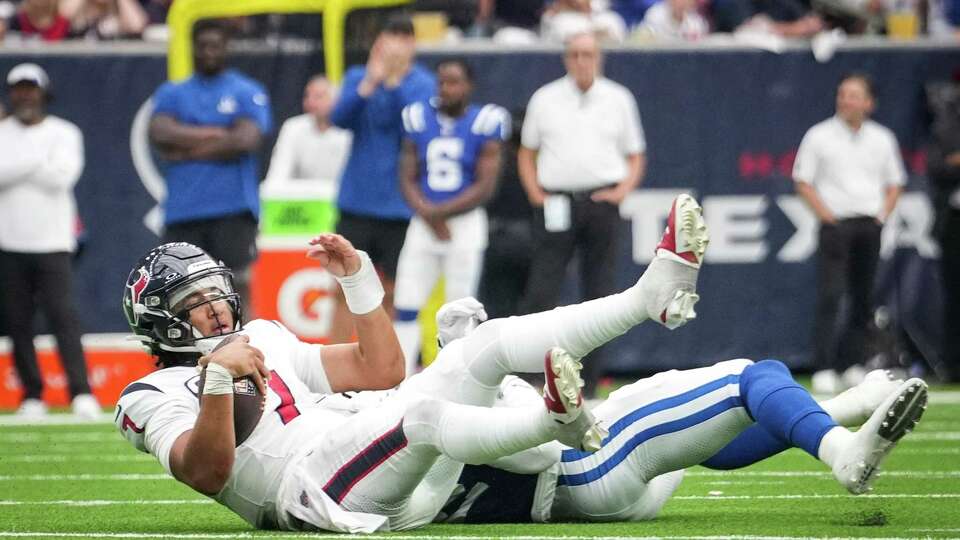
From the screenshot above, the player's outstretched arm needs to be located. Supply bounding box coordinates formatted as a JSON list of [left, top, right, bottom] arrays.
[[307, 234, 405, 391], [168, 336, 268, 495]]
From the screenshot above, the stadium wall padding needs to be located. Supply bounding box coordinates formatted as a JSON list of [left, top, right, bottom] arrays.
[[0, 46, 956, 373]]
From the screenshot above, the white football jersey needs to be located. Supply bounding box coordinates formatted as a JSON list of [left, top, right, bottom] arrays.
[[115, 319, 352, 528]]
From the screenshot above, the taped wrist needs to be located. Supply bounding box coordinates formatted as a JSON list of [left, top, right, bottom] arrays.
[[203, 363, 234, 395], [336, 250, 385, 315]]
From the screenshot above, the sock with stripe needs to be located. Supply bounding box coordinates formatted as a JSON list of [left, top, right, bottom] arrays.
[[737, 359, 839, 460]]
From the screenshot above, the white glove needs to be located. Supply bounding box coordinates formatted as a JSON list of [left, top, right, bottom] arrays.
[[436, 297, 488, 348]]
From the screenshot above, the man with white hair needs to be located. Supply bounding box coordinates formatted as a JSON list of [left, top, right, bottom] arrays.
[[518, 31, 646, 396]]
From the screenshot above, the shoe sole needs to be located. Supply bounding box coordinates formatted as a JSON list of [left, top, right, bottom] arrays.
[[547, 348, 607, 451], [877, 379, 927, 443], [672, 194, 710, 266], [547, 348, 584, 417], [850, 379, 927, 493]]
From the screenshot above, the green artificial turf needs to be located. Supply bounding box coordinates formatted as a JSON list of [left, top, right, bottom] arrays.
[[1, 387, 958, 539]]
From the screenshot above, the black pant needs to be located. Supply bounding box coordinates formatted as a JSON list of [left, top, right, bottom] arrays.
[[941, 208, 960, 382], [813, 217, 882, 372], [519, 193, 621, 396], [163, 212, 259, 318], [478, 217, 534, 320], [0, 251, 90, 400], [335, 211, 410, 280]]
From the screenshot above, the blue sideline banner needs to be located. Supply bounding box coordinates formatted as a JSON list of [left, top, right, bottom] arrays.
[[0, 45, 956, 372]]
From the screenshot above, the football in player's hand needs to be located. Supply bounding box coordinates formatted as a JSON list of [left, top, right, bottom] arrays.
[[197, 337, 265, 446]]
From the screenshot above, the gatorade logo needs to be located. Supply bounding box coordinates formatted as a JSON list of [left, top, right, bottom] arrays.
[[277, 268, 336, 339]]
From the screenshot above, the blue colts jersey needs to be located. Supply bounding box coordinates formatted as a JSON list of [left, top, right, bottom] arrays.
[[401, 100, 510, 204]]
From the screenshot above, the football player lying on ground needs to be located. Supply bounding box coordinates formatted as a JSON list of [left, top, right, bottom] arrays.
[[113, 195, 710, 532], [426, 317, 925, 523]]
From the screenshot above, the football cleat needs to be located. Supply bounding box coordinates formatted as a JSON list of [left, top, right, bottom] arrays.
[[543, 348, 606, 452], [822, 369, 903, 427], [656, 193, 709, 268], [831, 378, 927, 495], [637, 194, 709, 329]]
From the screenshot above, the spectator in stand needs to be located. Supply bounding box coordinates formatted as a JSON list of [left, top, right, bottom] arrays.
[[518, 32, 646, 397], [328, 14, 435, 343], [0, 63, 101, 420], [928, 0, 960, 38], [611, 0, 661, 28], [713, 0, 824, 37], [472, 0, 546, 38], [793, 74, 905, 394], [927, 73, 960, 383], [140, 0, 171, 25], [148, 20, 272, 316], [0, 0, 71, 41], [635, 0, 709, 40], [61, 0, 148, 39], [263, 75, 352, 200], [541, 0, 629, 43]]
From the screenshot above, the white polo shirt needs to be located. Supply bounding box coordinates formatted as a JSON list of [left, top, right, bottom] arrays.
[[263, 114, 352, 198], [793, 116, 906, 219], [522, 76, 645, 192], [0, 115, 84, 253]]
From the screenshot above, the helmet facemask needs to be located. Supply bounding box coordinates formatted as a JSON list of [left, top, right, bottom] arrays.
[[161, 269, 243, 352]]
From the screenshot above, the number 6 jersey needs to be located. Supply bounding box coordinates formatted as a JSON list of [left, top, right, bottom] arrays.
[[401, 99, 510, 203]]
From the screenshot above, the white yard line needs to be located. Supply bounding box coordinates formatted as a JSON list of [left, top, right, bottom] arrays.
[[0, 500, 211, 506], [673, 493, 960, 500], [687, 470, 960, 478], [0, 454, 152, 463], [0, 534, 953, 540], [0, 433, 121, 442], [0, 474, 171, 481]]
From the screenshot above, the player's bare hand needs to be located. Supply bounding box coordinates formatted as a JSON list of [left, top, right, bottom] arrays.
[[427, 217, 451, 241], [528, 188, 547, 208], [306, 234, 362, 277], [200, 335, 269, 395]]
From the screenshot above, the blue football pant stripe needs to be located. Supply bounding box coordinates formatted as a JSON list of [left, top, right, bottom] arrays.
[[557, 395, 744, 487], [562, 374, 741, 463]]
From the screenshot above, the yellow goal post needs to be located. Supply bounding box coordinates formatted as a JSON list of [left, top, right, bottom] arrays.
[[166, 0, 411, 83]]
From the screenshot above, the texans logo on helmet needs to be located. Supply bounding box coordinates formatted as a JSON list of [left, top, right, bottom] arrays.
[[128, 268, 150, 322]]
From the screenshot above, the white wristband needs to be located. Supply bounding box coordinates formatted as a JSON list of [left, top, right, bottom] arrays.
[[202, 363, 234, 396], [335, 250, 385, 315]]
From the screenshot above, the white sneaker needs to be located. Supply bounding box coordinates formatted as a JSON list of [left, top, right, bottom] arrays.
[[71, 394, 102, 420], [831, 378, 927, 494], [825, 369, 902, 427], [16, 398, 47, 419], [842, 364, 868, 389], [639, 194, 709, 329], [812, 369, 845, 395], [543, 348, 606, 452]]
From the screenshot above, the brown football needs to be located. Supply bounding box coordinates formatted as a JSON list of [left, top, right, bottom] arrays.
[[197, 369, 264, 446]]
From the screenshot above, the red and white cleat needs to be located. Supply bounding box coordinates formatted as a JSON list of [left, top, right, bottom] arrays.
[[656, 193, 709, 268], [637, 194, 710, 329], [543, 347, 606, 452]]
